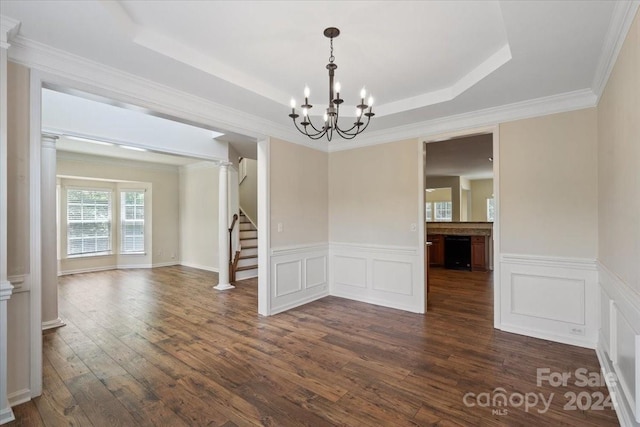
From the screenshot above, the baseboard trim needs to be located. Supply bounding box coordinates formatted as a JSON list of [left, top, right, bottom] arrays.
[[0, 407, 15, 425], [180, 262, 219, 273], [499, 322, 596, 349], [59, 265, 116, 276], [270, 290, 329, 316], [331, 290, 424, 314], [7, 388, 31, 407], [152, 261, 180, 268], [596, 341, 637, 427], [42, 317, 66, 331]]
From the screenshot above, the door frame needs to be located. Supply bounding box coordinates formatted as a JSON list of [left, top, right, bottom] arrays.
[[420, 125, 500, 328]]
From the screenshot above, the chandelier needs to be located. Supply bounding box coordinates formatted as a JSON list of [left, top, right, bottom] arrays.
[[288, 27, 375, 141]]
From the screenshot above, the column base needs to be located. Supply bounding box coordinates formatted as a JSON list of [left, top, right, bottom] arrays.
[[42, 317, 66, 331], [0, 406, 15, 425], [213, 283, 235, 291]]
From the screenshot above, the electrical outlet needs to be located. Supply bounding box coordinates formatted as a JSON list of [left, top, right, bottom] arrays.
[[410, 223, 417, 232], [277, 223, 283, 232], [569, 327, 585, 336]]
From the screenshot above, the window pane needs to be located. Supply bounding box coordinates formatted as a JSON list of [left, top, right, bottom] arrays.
[[487, 198, 495, 222], [121, 191, 145, 253], [67, 189, 112, 255]]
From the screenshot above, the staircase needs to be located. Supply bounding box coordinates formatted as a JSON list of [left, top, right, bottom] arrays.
[[234, 212, 258, 280]]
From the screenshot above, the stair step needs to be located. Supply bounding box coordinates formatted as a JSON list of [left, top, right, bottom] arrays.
[[242, 244, 258, 249], [236, 265, 258, 272], [239, 255, 257, 260]]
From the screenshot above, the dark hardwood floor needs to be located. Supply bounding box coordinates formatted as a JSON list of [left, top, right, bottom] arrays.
[[8, 266, 618, 426]]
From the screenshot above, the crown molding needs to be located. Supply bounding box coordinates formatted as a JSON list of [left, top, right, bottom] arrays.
[[2, 29, 613, 156], [6, 34, 307, 146], [0, 15, 20, 49], [328, 88, 597, 152], [591, 1, 640, 99]]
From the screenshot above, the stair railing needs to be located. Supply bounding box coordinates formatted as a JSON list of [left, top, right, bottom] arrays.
[[228, 213, 239, 282]]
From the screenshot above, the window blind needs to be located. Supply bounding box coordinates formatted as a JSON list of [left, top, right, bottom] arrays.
[[121, 191, 145, 253], [67, 189, 112, 255]]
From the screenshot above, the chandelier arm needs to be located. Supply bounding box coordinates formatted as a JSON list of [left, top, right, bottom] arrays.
[[292, 119, 327, 138], [334, 128, 361, 140], [305, 116, 326, 134], [335, 116, 371, 138]]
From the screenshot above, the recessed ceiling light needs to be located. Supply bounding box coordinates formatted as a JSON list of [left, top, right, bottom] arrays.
[[425, 188, 435, 192], [488, 157, 493, 162], [66, 135, 114, 146], [120, 145, 148, 152]]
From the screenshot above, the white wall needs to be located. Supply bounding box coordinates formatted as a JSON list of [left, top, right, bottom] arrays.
[[470, 179, 493, 222], [596, 9, 640, 425], [179, 162, 220, 272], [499, 108, 599, 348], [328, 139, 423, 313], [268, 138, 328, 314]]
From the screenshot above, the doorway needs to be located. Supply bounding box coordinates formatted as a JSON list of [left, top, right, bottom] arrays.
[[422, 128, 500, 327], [27, 71, 265, 398]]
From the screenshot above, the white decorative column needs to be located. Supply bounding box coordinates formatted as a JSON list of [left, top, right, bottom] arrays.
[[40, 134, 64, 330], [0, 16, 19, 425], [214, 162, 234, 290]]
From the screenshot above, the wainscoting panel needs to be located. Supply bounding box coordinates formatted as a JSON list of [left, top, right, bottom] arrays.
[[510, 274, 585, 324], [270, 244, 329, 315], [330, 243, 423, 313], [305, 256, 326, 289], [274, 260, 302, 297], [500, 254, 598, 348], [333, 255, 367, 288], [598, 262, 640, 425]]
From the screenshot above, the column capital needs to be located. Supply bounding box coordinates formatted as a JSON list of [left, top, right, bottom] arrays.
[[218, 161, 232, 169], [41, 133, 59, 149], [0, 280, 13, 302], [0, 16, 20, 50]]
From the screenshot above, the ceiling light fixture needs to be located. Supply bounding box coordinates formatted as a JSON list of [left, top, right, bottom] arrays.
[[120, 145, 148, 152], [288, 27, 374, 141], [66, 135, 115, 146]]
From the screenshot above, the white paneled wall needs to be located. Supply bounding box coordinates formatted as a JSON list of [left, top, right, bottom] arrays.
[[499, 254, 599, 348], [330, 243, 423, 313], [270, 244, 328, 314], [598, 263, 640, 426]]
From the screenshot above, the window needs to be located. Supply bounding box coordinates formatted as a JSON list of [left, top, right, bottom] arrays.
[[67, 189, 112, 256], [434, 201, 452, 222], [425, 203, 432, 221], [487, 197, 495, 222], [121, 190, 145, 253]]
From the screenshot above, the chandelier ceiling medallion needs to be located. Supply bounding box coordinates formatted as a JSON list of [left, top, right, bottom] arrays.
[[288, 27, 375, 141]]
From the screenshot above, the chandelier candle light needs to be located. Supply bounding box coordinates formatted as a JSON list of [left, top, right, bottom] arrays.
[[289, 27, 375, 141]]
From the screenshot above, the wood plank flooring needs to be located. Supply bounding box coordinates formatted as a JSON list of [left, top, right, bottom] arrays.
[[8, 266, 619, 426]]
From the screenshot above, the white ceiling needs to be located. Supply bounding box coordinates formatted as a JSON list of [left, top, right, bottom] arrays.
[[425, 134, 493, 180], [0, 1, 628, 141], [56, 136, 203, 167]]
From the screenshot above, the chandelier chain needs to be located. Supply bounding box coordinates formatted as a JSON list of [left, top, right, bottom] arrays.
[[329, 37, 335, 63]]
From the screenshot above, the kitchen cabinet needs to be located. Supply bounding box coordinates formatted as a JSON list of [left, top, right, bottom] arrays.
[[428, 234, 444, 267], [471, 235, 486, 271]]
